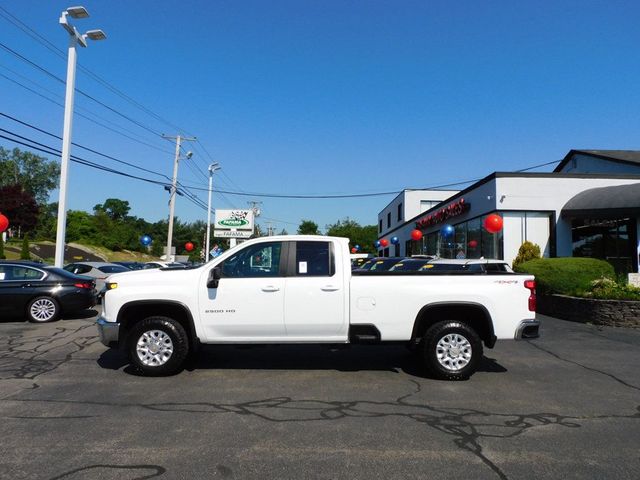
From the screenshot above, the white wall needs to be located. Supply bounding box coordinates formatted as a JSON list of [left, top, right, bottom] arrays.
[[502, 212, 551, 266], [377, 189, 458, 237]]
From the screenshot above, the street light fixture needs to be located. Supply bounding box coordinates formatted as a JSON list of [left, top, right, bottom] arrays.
[[206, 162, 221, 259], [54, 6, 106, 267]]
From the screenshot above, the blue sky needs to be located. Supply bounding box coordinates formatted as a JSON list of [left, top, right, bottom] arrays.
[[1, 1, 639, 233]]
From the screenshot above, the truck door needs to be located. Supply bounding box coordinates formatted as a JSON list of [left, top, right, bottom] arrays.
[[199, 241, 287, 340], [284, 240, 347, 340]]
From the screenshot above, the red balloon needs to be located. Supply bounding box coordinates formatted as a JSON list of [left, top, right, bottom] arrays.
[[185, 242, 195, 252], [351, 247, 357, 254], [484, 214, 503, 233], [468, 240, 478, 248], [380, 239, 389, 247], [0, 213, 8, 233], [410, 229, 423, 241]]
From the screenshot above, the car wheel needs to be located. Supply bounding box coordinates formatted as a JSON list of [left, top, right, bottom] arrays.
[[421, 321, 483, 380], [26, 296, 60, 323], [127, 316, 189, 376]]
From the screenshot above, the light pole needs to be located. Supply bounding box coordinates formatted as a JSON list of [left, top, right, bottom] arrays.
[[206, 162, 221, 260], [54, 6, 106, 267], [162, 134, 196, 261]]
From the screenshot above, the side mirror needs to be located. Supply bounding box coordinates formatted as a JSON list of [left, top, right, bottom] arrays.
[[207, 266, 222, 289]]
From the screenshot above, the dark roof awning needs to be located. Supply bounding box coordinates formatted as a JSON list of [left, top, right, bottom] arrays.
[[562, 183, 640, 218]]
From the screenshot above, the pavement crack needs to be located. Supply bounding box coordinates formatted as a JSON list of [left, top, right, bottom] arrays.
[[7, 396, 640, 480], [526, 341, 640, 392]]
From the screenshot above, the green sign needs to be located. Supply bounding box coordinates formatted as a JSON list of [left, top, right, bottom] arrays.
[[219, 219, 249, 227]]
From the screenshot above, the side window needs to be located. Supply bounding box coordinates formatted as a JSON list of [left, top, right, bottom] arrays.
[[221, 242, 283, 278], [295, 241, 334, 277], [75, 265, 92, 274], [0, 266, 44, 281]]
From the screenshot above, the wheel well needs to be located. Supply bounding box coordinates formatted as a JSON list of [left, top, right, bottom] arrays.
[[411, 303, 495, 348], [117, 301, 199, 350]]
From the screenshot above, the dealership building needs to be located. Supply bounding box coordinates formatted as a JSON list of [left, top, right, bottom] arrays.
[[376, 150, 640, 274]]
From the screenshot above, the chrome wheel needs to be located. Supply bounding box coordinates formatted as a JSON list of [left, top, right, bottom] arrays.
[[436, 333, 472, 371], [136, 330, 174, 367], [29, 298, 56, 322]]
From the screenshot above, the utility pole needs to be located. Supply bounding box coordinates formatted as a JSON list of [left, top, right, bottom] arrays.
[[162, 134, 196, 261], [206, 162, 221, 260], [265, 221, 274, 236]]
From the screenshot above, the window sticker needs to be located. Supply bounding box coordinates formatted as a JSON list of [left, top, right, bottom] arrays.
[[0, 272, 4, 280], [299, 261, 307, 274]]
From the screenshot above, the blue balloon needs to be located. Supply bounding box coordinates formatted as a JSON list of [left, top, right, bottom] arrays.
[[441, 225, 454, 237], [374, 240, 381, 248], [391, 236, 399, 245], [355, 244, 361, 251], [140, 234, 152, 246]]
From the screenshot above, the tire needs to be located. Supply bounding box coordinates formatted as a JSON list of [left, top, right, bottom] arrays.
[[420, 321, 483, 380], [26, 296, 60, 323], [127, 316, 189, 376]]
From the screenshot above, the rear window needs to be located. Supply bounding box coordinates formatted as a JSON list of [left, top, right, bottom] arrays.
[[295, 241, 334, 277], [97, 265, 129, 273]]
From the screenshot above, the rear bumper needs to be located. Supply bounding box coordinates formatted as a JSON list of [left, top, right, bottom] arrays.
[[515, 319, 540, 339], [96, 317, 120, 347]]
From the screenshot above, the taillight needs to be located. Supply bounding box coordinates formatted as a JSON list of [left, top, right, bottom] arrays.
[[524, 279, 536, 312], [74, 282, 93, 289]]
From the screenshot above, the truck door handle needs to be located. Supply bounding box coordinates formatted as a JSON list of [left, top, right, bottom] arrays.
[[261, 285, 280, 292], [321, 285, 340, 292]]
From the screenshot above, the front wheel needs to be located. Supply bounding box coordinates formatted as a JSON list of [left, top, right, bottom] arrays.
[[421, 321, 483, 380], [127, 316, 189, 376]]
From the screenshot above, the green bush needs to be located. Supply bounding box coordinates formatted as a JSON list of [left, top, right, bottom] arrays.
[[514, 257, 615, 295], [582, 277, 640, 300], [512, 241, 541, 269]]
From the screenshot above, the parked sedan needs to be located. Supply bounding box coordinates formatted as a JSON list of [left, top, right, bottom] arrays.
[[0, 261, 96, 322], [355, 257, 405, 272], [63, 262, 130, 291], [113, 261, 145, 271], [388, 258, 432, 271]]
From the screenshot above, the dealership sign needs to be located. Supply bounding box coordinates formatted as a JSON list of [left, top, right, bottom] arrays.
[[415, 198, 469, 229], [214, 209, 254, 238]]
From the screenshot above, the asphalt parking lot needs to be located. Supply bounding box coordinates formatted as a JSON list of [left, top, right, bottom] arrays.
[[1, 311, 639, 480]]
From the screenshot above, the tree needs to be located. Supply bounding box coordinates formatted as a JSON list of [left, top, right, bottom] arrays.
[[20, 234, 30, 260], [298, 219, 320, 235], [0, 184, 39, 234], [0, 147, 60, 204], [326, 218, 378, 253], [513, 241, 541, 269], [93, 198, 131, 221], [0, 235, 5, 259]]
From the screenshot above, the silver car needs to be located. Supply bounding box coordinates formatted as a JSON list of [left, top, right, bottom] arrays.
[[63, 262, 130, 291]]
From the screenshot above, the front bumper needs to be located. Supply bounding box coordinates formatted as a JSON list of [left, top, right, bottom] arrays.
[[96, 317, 120, 347], [515, 319, 540, 339]]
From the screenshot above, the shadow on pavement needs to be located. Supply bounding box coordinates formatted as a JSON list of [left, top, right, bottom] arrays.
[[97, 343, 508, 379]]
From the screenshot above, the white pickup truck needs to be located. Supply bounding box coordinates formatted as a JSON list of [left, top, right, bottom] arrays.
[[97, 235, 539, 380]]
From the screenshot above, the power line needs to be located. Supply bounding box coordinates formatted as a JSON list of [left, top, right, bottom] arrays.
[[0, 6, 190, 134], [0, 112, 171, 179], [0, 41, 166, 139], [0, 69, 174, 154]]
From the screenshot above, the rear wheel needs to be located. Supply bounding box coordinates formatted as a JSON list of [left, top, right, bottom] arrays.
[[27, 296, 60, 323], [421, 321, 483, 380], [127, 316, 189, 376]]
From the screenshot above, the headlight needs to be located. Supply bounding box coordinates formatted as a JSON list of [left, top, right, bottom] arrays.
[[106, 282, 118, 290]]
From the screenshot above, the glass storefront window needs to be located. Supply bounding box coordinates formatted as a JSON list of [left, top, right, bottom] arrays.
[[466, 218, 482, 259], [572, 218, 635, 274], [417, 214, 504, 260]]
